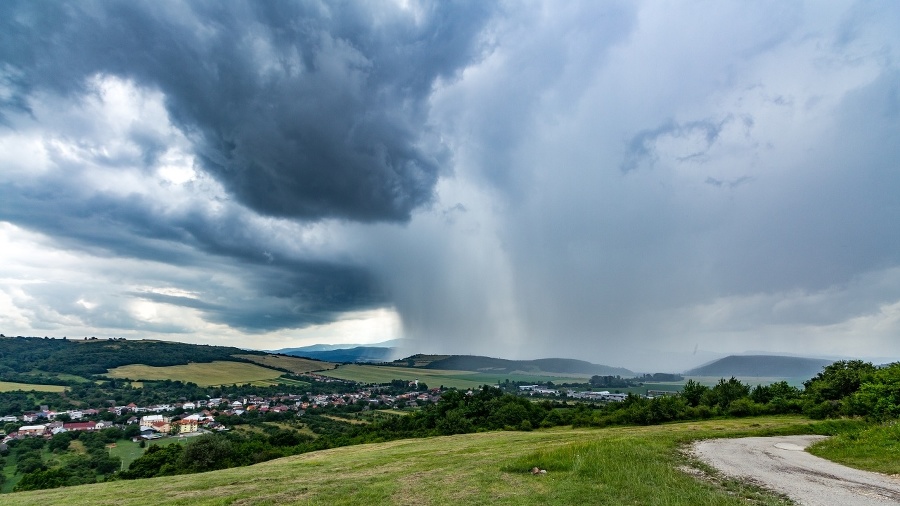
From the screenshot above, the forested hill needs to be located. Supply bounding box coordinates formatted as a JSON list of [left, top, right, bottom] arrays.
[[397, 354, 634, 377], [685, 355, 834, 379], [0, 336, 265, 377]]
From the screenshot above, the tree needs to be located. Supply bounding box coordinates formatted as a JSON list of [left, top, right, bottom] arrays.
[[707, 377, 750, 408], [179, 435, 234, 473], [680, 380, 708, 407], [804, 360, 876, 402]]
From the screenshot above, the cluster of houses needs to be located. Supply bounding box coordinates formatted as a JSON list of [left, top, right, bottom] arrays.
[[568, 391, 629, 402], [0, 387, 445, 443]]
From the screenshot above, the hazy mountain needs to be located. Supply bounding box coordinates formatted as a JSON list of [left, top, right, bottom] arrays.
[[278, 346, 395, 363], [685, 355, 833, 379], [270, 339, 405, 354], [396, 354, 634, 377]]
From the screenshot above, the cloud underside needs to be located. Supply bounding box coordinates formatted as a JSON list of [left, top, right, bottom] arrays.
[[1, 1, 900, 369]]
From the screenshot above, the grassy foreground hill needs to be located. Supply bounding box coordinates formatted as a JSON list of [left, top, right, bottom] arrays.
[[2, 416, 819, 505]]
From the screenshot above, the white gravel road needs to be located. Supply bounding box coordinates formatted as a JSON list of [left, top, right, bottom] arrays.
[[692, 435, 900, 506]]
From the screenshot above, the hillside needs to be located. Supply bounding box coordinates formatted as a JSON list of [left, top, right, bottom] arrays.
[[395, 354, 634, 377], [0, 336, 268, 377], [685, 355, 834, 379], [280, 346, 395, 363], [0, 416, 813, 505], [0, 336, 338, 389]]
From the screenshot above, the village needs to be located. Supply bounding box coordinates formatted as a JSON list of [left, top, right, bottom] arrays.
[[0, 382, 447, 445]]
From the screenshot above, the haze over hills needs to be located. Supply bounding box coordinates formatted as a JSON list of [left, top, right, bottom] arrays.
[[685, 355, 834, 380], [397, 354, 634, 377], [277, 346, 396, 364]]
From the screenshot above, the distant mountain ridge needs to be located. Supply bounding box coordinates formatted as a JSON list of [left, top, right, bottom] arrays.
[[277, 346, 395, 363], [685, 355, 833, 379], [395, 354, 634, 377]]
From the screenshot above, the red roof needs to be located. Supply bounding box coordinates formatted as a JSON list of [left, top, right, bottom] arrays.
[[63, 421, 96, 431]]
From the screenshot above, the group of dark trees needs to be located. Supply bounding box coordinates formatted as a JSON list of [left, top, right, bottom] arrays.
[[587, 372, 684, 389]]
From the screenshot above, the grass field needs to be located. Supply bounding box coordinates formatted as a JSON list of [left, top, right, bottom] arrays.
[[0, 415, 822, 505], [105, 361, 283, 387], [108, 438, 190, 471], [245, 377, 311, 388], [234, 354, 336, 374], [0, 381, 66, 392], [319, 364, 587, 389], [807, 421, 900, 474]]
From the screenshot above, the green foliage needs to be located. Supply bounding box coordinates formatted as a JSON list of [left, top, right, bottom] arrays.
[[179, 435, 234, 473], [803, 360, 876, 403], [120, 444, 184, 479], [845, 363, 900, 420], [680, 379, 708, 407], [705, 377, 751, 409]]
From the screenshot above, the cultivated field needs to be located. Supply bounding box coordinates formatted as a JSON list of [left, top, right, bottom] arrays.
[[319, 364, 587, 389], [233, 354, 336, 374], [104, 361, 283, 387], [1, 415, 817, 505], [0, 381, 66, 393]]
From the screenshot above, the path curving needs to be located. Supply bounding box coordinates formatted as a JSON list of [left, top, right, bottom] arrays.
[[692, 435, 900, 506]]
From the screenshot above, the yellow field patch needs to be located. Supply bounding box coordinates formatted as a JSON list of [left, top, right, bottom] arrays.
[[105, 361, 283, 387], [233, 354, 336, 373], [0, 381, 66, 393]]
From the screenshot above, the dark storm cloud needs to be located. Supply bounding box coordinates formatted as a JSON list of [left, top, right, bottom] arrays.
[[0, 176, 386, 331], [0, 0, 494, 222]]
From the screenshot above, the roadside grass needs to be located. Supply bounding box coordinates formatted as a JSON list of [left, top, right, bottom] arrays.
[[320, 364, 586, 389], [233, 354, 336, 374], [807, 420, 900, 474], [0, 415, 829, 505], [0, 381, 66, 393], [105, 361, 283, 387]]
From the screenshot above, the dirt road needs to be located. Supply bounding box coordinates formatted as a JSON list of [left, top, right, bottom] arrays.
[[692, 435, 900, 505]]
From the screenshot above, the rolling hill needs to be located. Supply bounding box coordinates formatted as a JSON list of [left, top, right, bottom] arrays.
[[0, 336, 333, 387], [685, 355, 833, 379]]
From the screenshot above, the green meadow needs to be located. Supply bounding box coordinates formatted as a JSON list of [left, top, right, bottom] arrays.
[[0, 415, 819, 505], [0, 381, 67, 393]]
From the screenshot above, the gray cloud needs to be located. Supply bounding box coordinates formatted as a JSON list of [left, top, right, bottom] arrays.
[[2, 1, 900, 370], [0, 0, 493, 222]]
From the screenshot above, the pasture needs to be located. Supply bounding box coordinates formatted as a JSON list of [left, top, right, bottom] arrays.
[[104, 361, 283, 387], [0, 381, 66, 393]]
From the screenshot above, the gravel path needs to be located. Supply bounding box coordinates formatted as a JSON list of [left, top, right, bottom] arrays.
[[692, 435, 900, 506]]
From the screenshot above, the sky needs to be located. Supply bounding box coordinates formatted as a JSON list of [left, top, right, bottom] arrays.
[[1, 1, 899, 371]]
